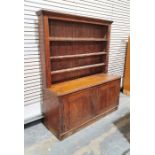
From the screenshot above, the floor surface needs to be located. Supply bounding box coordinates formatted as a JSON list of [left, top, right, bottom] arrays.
[[24, 93, 130, 155]]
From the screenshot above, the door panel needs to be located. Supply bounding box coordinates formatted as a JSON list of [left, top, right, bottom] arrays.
[[95, 80, 120, 115], [62, 89, 94, 132]]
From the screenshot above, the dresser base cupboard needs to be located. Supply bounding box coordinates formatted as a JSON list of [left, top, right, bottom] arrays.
[[37, 10, 121, 140], [43, 73, 120, 140]]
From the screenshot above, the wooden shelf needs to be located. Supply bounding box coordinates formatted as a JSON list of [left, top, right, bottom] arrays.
[[49, 37, 107, 42], [50, 52, 107, 59], [51, 63, 105, 75], [49, 73, 121, 96]]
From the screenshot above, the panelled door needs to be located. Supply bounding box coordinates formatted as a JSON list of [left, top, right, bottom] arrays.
[[95, 80, 120, 115], [62, 88, 95, 132]]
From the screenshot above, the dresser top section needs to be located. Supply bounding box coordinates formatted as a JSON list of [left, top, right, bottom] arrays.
[[49, 73, 121, 96]]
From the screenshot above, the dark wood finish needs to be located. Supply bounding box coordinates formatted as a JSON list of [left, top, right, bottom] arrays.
[[51, 63, 105, 74], [43, 89, 60, 138], [43, 16, 51, 87], [49, 37, 107, 41], [50, 52, 106, 59], [105, 25, 111, 72], [95, 80, 120, 115], [37, 10, 121, 140], [61, 106, 118, 139], [37, 10, 113, 26], [62, 89, 94, 132], [51, 67, 104, 84]]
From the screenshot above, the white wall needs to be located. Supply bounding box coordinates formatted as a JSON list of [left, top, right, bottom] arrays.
[[24, 0, 130, 123]]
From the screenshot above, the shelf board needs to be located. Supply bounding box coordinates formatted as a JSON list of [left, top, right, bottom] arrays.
[[51, 63, 105, 75], [49, 37, 107, 42], [50, 52, 107, 59], [49, 73, 121, 96]]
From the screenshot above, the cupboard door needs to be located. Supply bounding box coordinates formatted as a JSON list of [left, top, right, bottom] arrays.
[[95, 80, 120, 115], [62, 89, 94, 132]]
